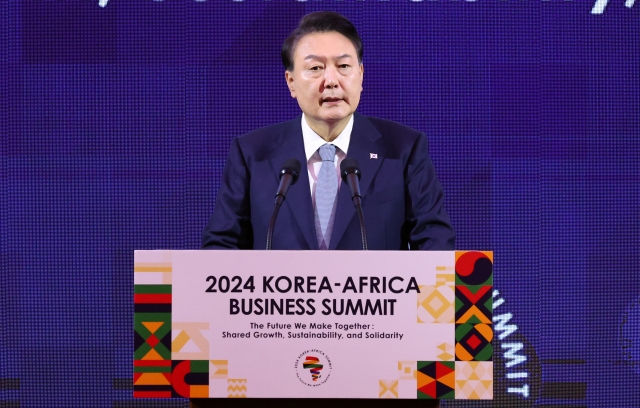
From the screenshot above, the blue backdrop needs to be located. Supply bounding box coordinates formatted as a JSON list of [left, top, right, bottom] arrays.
[[2, 0, 639, 406]]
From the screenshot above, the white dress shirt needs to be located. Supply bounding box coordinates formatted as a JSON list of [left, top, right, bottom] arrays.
[[301, 113, 353, 205]]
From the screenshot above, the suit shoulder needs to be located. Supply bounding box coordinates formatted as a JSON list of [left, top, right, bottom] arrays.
[[365, 116, 421, 133], [362, 115, 425, 145]]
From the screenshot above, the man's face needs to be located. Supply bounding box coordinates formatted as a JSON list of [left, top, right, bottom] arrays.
[[285, 31, 364, 126]]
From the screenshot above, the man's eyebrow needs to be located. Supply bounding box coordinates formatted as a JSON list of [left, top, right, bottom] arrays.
[[303, 54, 354, 61]]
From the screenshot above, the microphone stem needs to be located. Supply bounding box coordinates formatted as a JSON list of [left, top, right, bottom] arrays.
[[353, 196, 368, 250], [266, 197, 283, 250]]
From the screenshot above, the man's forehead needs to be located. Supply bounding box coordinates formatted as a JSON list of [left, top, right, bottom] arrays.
[[294, 32, 357, 59]]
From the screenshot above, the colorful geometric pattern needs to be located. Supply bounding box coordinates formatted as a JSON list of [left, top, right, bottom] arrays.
[[227, 379, 247, 398], [436, 343, 455, 361], [379, 380, 399, 398], [134, 262, 173, 285], [417, 274, 455, 323], [455, 251, 493, 286], [171, 322, 210, 360], [303, 356, 323, 381], [455, 324, 493, 361], [133, 255, 257, 399], [171, 360, 209, 398], [133, 360, 172, 398], [210, 360, 229, 379], [435, 271, 455, 286], [455, 285, 492, 324], [133, 283, 172, 398], [455, 362, 493, 399], [455, 251, 493, 366], [417, 361, 455, 399], [398, 360, 417, 380]]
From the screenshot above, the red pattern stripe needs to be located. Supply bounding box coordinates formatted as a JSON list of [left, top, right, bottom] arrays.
[[134, 294, 171, 304], [134, 360, 172, 367], [133, 391, 172, 398]]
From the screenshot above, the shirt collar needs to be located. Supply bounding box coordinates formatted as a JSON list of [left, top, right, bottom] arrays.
[[301, 113, 353, 161]]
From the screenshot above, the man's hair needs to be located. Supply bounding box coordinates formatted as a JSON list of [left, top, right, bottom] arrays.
[[281, 11, 363, 71]]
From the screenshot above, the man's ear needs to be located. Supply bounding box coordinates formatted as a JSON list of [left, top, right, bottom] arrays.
[[285, 71, 296, 98]]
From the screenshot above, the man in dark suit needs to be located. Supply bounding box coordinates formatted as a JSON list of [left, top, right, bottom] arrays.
[[198, 13, 451, 407], [202, 11, 455, 252]]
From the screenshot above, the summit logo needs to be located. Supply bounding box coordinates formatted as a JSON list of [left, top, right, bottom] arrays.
[[295, 349, 332, 387], [303, 356, 323, 382]]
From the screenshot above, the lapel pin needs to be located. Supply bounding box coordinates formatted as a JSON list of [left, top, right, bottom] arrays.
[[370, 153, 378, 159]]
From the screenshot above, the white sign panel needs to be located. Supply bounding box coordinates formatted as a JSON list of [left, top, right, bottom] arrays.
[[133, 250, 493, 400]]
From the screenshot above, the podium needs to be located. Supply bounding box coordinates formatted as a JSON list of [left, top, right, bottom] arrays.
[[133, 250, 493, 400]]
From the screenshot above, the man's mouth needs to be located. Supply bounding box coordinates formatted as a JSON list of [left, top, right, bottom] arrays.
[[322, 97, 343, 105]]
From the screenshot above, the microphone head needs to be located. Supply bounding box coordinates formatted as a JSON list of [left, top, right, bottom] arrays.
[[340, 158, 361, 182], [279, 158, 302, 185]]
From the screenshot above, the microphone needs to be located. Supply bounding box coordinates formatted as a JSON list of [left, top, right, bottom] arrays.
[[267, 158, 301, 250], [340, 158, 368, 250], [275, 158, 301, 205]]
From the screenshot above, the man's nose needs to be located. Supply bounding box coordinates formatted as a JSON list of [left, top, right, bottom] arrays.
[[324, 66, 339, 88]]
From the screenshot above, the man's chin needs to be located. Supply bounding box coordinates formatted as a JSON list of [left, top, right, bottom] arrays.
[[318, 110, 353, 124]]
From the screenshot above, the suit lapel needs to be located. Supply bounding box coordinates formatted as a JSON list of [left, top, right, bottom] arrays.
[[329, 113, 387, 249], [267, 118, 318, 250]]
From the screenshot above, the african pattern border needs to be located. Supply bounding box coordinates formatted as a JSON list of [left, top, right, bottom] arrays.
[[385, 251, 494, 399]]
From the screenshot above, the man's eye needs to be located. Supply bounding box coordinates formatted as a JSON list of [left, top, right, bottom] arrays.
[[309, 66, 322, 71], [339, 64, 350, 69]]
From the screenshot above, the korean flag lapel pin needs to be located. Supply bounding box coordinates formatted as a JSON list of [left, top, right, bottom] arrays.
[[370, 153, 378, 159]]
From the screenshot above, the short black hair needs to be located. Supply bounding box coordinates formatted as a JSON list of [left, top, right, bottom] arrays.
[[281, 11, 363, 71]]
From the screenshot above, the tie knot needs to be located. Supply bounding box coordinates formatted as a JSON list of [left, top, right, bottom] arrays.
[[319, 144, 336, 162]]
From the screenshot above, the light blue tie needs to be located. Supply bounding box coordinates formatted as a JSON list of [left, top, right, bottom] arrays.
[[316, 143, 338, 249]]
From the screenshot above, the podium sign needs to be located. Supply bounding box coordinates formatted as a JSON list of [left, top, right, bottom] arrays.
[[133, 250, 493, 399]]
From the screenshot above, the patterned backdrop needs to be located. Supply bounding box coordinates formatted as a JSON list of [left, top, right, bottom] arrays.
[[2, 0, 639, 407]]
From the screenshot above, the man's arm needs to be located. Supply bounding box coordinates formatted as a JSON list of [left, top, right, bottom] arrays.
[[403, 132, 456, 250], [201, 137, 254, 249]]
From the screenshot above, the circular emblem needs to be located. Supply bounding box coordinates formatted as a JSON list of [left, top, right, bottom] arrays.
[[295, 349, 332, 386]]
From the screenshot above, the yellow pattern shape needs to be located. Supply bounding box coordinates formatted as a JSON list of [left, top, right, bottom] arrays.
[[134, 373, 170, 385], [455, 343, 474, 361], [454, 362, 493, 399], [436, 273, 455, 286], [190, 385, 208, 398], [210, 360, 228, 379], [379, 380, 398, 398], [417, 285, 455, 323], [172, 330, 190, 352], [228, 379, 247, 398], [475, 324, 494, 342], [171, 322, 210, 360], [456, 305, 492, 324], [455, 379, 493, 399], [397, 361, 417, 380], [417, 372, 435, 389], [142, 322, 164, 334], [134, 263, 172, 272], [439, 371, 456, 389], [437, 343, 455, 361], [141, 348, 164, 361]]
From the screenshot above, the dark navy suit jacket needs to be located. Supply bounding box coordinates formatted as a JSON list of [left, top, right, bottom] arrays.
[[202, 112, 455, 250]]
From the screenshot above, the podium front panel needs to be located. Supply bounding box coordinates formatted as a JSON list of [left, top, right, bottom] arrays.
[[133, 250, 493, 399]]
